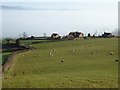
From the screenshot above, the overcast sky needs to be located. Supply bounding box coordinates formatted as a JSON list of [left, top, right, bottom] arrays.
[[1, 0, 119, 38], [1, 0, 119, 2]]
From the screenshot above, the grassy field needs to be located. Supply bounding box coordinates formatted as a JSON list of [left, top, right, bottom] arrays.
[[2, 52, 12, 65], [0, 53, 2, 65], [2, 38, 118, 88]]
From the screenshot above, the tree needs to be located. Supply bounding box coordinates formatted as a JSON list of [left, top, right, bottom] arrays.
[[93, 35, 95, 38], [16, 39, 20, 46], [31, 36, 35, 39], [23, 32, 27, 38], [5, 38, 12, 44], [43, 33, 46, 37], [88, 33, 91, 37]]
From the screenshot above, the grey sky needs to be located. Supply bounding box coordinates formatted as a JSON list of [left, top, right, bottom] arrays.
[[1, 0, 118, 38], [1, 0, 119, 2]]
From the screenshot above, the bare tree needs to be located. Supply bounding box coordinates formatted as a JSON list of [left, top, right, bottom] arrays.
[[5, 38, 12, 44], [43, 33, 46, 37], [88, 33, 91, 37], [23, 32, 27, 38], [16, 39, 20, 46]]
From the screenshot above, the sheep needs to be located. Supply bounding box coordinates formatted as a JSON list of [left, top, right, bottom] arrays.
[[22, 55, 24, 57], [110, 52, 114, 55], [91, 52, 94, 54], [23, 71, 25, 75], [53, 50, 56, 52], [96, 48, 99, 53], [49, 53, 52, 56], [13, 73, 16, 77], [115, 60, 118, 62], [61, 60, 64, 62], [34, 55, 37, 57], [72, 49, 76, 53], [4, 77, 8, 79]]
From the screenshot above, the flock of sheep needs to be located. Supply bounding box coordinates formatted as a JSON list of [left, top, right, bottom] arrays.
[[49, 49, 64, 62], [21, 45, 118, 63]]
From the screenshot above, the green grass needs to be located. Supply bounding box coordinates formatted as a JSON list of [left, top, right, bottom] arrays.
[[2, 52, 12, 65], [2, 38, 118, 88], [0, 53, 2, 65], [20, 39, 49, 45]]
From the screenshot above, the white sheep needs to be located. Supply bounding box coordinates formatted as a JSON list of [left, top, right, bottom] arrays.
[[49, 53, 52, 55], [72, 49, 75, 53], [34, 55, 37, 57], [110, 52, 114, 55], [91, 52, 94, 54], [53, 50, 56, 52]]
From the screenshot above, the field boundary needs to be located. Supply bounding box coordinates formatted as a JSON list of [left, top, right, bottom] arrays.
[[2, 47, 32, 74]]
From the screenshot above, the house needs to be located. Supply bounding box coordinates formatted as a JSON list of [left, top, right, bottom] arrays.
[[68, 31, 84, 38], [102, 32, 114, 38], [51, 33, 60, 39]]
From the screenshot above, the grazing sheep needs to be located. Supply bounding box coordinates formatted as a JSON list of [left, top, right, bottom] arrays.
[[53, 50, 56, 51], [49, 53, 52, 56], [96, 48, 99, 53], [61, 60, 64, 62], [110, 52, 114, 55], [13, 73, 16, 77], [51, 55, 54, 57], [72, 49, 76, 53], [23, 71, 25, 75], [34, 55, 37, 57], [22, 55, 24, 57], [115, 60, 118, 62], [4, 77, 8, 79], [91, 52, 94, 54]]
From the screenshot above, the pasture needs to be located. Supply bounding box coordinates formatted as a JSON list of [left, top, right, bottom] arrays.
[[0, 51, 1, 65], [2, 38, 118, 88]]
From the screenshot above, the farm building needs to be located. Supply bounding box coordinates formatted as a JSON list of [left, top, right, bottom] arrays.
[[51, 33, 61, 39], [68, 31, 84, 38], [102, 32, 114, 38]]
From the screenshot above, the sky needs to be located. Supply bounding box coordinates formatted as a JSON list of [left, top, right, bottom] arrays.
[[0, 0, 119, 38], [1, 0, 119, 2]]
